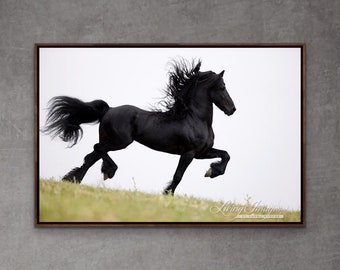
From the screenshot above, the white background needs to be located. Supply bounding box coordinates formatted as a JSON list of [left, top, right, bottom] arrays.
[[39, 47, 301, 210]]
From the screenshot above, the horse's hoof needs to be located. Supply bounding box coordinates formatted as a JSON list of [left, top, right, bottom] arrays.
[[204, 168, 212, 177], [163, 190, 174, 196], [103, 173, 109, 180], [62, 176, 79, 184]]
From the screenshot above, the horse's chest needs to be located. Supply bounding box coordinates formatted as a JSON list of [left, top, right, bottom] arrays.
[[190, 123, 214, 150]]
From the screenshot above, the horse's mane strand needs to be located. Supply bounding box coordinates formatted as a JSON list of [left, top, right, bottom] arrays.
[[157, 58, 202, 119]]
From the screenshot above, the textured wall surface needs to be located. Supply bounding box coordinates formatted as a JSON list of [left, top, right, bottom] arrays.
[[0, 0, 339, 269]]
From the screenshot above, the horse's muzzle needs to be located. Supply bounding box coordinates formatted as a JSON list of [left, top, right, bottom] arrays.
[[225, 107, 236, 115]]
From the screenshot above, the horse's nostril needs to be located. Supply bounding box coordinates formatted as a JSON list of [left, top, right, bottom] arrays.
[[232, 107, 236, 113]]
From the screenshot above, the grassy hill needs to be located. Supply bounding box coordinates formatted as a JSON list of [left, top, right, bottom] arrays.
[[39, 179, 301, 223]]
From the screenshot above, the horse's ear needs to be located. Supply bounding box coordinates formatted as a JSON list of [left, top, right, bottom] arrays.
[[193, 61, 201, 73], [218, 70, 225, 78]]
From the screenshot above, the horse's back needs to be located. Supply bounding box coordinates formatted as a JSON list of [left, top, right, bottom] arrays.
[[102, 105, 142, 120]]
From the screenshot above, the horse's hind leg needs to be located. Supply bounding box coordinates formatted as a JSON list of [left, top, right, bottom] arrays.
[[95, 140, 133, 180], [62, 142, 118, 183], [62, 151, 101, 183], [101, 159, 117, 180]]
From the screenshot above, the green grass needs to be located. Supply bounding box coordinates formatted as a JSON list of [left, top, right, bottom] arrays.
[[39, 179, 301, 223]]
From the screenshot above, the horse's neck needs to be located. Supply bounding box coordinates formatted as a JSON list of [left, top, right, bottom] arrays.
[[189, 92, 213, 125]]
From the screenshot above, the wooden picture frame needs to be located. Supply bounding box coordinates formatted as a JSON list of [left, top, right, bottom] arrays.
[[35, 44, 305, 226]]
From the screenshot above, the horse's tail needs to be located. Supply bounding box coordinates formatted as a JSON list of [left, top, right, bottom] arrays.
[[42, 96, 109, 147]]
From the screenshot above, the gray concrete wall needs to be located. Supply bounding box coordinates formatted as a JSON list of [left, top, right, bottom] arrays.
[[0, 0, 339, 269]]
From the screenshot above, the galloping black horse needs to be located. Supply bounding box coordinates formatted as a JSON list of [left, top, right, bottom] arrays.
[[43, 59, 236, 195]]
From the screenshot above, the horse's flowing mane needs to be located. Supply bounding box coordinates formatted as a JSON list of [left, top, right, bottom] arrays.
[[157, 58, 202, 119]]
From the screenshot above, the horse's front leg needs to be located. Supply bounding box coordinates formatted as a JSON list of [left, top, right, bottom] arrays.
[[196, 148, 230, 178], [163, 151, 195, 195]]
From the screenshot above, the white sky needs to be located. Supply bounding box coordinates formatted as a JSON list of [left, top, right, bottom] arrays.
[[39, 47, 301, 210]]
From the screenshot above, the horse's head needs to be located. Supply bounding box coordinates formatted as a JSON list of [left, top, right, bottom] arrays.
[[159, 60, 236, 120], [209, 71, 236, 116]]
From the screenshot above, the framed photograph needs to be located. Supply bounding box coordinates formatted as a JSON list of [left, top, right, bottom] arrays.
[[35, 44, 305, 226]]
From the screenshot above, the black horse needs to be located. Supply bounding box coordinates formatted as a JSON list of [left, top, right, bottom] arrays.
[[43, 59, 236, 195]]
